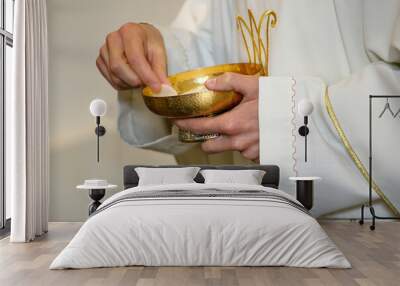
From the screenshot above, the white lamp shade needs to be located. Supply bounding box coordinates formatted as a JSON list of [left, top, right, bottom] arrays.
[[89, 99, 107, 117], [297, 99, 314, 116]]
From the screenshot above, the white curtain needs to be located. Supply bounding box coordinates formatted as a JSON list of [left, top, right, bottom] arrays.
[[8, 0, 49, 242]]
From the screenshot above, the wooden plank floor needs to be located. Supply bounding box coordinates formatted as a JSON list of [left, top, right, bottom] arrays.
[[0, 221, 399, 286]]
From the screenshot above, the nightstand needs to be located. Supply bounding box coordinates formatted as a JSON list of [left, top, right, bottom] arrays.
[[289, 177, 321, 210], [77, 179, 117, 215]]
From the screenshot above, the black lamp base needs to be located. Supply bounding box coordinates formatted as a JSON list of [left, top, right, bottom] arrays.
[[290, 177, 321, 211], [296, 180, 314, 210], [88, 189, 105, 215]]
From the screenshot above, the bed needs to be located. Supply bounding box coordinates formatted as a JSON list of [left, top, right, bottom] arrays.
[[50, 165, 350, 269]]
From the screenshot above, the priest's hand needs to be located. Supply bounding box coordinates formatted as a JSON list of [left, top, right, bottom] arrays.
[[96, 23, 168, 92], [174, 73, 260, 162]]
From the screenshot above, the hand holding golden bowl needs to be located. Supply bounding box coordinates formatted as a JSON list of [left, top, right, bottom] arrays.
[[142, 63, 264, 142]]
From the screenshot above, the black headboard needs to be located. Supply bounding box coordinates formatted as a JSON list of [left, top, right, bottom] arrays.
[[123, 165, 280, 189]]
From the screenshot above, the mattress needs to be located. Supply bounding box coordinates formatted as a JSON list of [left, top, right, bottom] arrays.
[[50, 183, 350, 269]]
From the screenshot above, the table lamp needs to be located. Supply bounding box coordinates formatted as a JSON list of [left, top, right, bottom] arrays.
[[289, 99, 319, 211], [89, 99, 107, 162]]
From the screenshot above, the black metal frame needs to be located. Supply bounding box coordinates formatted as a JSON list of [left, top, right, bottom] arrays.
[[359, 95, 400, 230], [0, 0, 14, 232]]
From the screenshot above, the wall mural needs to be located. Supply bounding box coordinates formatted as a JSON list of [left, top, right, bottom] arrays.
[[48, 0, 400, 222]]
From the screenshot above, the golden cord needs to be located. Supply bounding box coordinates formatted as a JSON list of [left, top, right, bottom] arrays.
[[324, 90, 400, 216], [237, 9, 277, 76]]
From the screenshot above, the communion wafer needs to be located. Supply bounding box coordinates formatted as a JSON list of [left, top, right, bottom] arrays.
[[152, 84, 178, 97]]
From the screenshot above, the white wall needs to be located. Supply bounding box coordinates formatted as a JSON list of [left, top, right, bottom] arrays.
[[47, 0, 185, 221]]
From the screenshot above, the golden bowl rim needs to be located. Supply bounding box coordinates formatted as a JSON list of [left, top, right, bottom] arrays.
[[142, 62, 263, 97]]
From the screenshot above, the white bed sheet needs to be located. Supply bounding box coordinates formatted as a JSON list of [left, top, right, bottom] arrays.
[[50, 183, 350, 269]]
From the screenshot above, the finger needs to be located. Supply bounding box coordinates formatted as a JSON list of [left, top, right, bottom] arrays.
[[140, 23, 169, 84], [241, 144, 260, 161], [174, 111, 239, 136], [121, 31, 162, 92], [106, 32, 142, 87], [150, 48, 169, 84], [96, 56, 112, 84], [97, 57, 131, 90], [201, 132, 257, 154], [99, 45, 110, 70], [205, 72, 259, 97], [100, 45, 130, 89], [201, 135, 234, 154], [96, 57, 120, 90]]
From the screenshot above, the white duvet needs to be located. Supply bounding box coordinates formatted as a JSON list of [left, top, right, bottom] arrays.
[[50, 183, 350, 269]]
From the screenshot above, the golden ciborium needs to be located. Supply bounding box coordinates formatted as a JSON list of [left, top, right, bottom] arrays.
[[142, 9, 277, 143]]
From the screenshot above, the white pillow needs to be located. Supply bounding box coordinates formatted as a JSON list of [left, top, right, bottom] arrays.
[[200, 169, 266, 185], [135, 167, 200, 186]]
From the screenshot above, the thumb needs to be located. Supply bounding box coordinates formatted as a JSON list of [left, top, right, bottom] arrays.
[[205, 72, 259, 96], [150, 51, 169, 84]]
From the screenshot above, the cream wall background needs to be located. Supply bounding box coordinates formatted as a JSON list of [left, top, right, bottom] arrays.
[[47, 0, 185, 221]]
